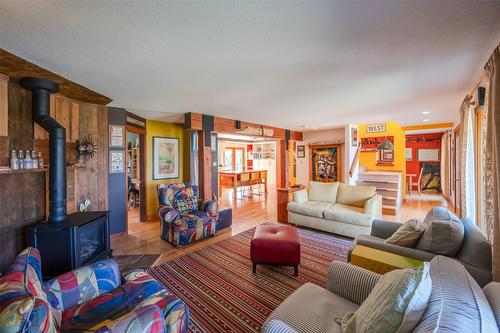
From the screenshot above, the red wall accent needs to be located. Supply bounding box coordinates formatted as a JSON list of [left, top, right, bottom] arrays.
[[405, 133, 442, 188]]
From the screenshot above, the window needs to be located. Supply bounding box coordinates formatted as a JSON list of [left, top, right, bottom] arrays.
[[223, 147, 245, 170]]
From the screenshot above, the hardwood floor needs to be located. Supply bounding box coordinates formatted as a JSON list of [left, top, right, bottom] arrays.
[[111, 186, 450, 266]]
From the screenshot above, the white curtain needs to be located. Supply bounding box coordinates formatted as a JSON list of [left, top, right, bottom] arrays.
[[460, 96, 476, 223], [484, 43, 500, 281], [440, 131, 451, 200]]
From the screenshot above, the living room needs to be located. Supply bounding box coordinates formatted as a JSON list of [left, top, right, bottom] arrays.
[[1, 2, 500, 333]]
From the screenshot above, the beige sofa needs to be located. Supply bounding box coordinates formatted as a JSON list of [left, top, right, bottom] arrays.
[[288, 181, 382, 238]]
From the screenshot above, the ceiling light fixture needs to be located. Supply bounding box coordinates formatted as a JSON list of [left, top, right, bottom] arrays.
[[422, 119, 430, 122], [422, 111, 430, 115]]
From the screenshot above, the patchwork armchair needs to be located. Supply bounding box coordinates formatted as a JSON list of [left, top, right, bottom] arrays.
[[157, 183, 218, 247], [0, 247, 189, 333]]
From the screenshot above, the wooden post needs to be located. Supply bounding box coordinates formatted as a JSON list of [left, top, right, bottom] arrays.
[[276, 139, 289, 189], [197, 130, 213, 201]]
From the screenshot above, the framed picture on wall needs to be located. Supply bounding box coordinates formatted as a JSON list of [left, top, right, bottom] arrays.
[[109, 125, 125, 147], [109, 151, 125, 173], [297, 145, 305, 158], [351, 127, 358, 147], [153, 136, 179, 180], [309, 144, 342, 182]]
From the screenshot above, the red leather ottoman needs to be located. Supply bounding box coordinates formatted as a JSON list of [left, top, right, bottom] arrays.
[[251, 224, 300, 276]]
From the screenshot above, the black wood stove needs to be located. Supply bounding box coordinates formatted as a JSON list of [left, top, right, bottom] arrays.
[[22, 77, 111, 279]]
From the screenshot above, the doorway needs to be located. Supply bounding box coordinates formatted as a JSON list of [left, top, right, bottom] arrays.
[[126, 128, 146, 230], [217, 136, 277, 203]]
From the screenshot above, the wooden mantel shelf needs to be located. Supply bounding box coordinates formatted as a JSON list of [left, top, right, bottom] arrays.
[[0, 168, 47, 175]]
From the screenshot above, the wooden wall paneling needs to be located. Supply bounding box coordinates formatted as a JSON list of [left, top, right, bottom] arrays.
[[8, 82, 33, 150], [55, 96, 71, 138], [0, 49, 112, 105], [77, 103, 99, 210], [0, 172, 46, 273], [0, 74, 8, 137], [67, 167, 76, 214], [96, 105, 108, 210], [71, 102, 79, 142], [0, 136, 9, 166]]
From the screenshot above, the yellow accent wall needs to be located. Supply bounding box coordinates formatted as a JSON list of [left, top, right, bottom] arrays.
[[359, 121, 406, 198], [145, 120, 187, 219]]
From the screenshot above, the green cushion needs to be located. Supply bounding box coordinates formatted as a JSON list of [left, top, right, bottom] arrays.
[[341, 263, 431, 333], [173, 196, 198, 214], [385, 219, 425, 248]]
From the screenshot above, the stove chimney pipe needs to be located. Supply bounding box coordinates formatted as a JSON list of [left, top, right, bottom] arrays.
[[21, 77, 67, 222]]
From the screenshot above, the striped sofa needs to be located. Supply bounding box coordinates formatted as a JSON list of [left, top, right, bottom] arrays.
[[0, 247, 189, 333], [262, 256, 500, 333]]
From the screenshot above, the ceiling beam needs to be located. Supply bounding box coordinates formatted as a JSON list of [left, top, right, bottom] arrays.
[[184, 112, 303, 141]]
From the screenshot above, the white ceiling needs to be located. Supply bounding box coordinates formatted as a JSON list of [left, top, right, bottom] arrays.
[[1, 1, 499, 129]]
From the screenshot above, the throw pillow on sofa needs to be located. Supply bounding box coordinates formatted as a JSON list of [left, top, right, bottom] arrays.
[[336, 183, 376, 208], [173, 196, 198, 214], [416, 207, 464, 256], [385, 219, 426, 248], [340, 263, 432, 333]]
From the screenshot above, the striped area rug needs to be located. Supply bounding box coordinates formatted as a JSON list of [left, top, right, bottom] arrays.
[[147, 225, 351, 333]]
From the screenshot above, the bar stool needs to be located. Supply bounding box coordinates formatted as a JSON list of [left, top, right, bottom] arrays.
[[237, 172, 251, 200], [250, 171, 262, 197], [259, 170, 268, 194]]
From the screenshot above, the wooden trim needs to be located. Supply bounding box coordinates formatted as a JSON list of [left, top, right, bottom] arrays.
[[0, 49, 112, 105], [126, 124, 146, 135], [125, 111, 147, 129], [126, 125, 148, 223], [0, 73, 7, 137], [185, 112, 303, 141]]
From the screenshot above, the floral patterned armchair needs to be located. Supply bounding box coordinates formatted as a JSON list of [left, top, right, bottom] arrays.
[[157, 183, 218, 247], [0, 247, 189, 333]]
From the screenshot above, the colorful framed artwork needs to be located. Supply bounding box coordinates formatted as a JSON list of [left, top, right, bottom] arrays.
[[109, 125, 124, 147], [153, 136, 179, 180], [351, 127, 358, 147], [309, 144, 341, 182], [109, 151, 125, 173], [297, 145, 305, 158]]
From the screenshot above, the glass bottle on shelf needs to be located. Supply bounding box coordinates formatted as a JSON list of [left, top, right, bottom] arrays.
[[18, 150, 24, 169], [37, 152, 44, 169], [10, 150, 19, 170], [32, 150, 38, 169], [24, 150, 32, 169]]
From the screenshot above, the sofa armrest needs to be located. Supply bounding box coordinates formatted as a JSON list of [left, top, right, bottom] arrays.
[[94, 304, 166, 333], [357, 236, 436, 262], [200, 200, 219, 220], [44, 259, 121, 312], [364, 195, 382, 218], [157, 205, 181, 224], [262, 319, 299, 333], [370, 219, 402, 239], [292, 189, 308, 204], [326, 261, 381, 305]]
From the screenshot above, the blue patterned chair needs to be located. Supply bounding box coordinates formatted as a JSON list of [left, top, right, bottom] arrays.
[[157, 183, 218, 247], [0, 247, 189, 333]]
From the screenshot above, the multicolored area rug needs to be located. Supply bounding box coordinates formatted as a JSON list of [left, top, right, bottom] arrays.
[[147, 226, 351, 333]]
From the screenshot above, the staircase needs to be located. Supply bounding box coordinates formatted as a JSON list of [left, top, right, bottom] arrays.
[[357, 171, 403, 215]]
